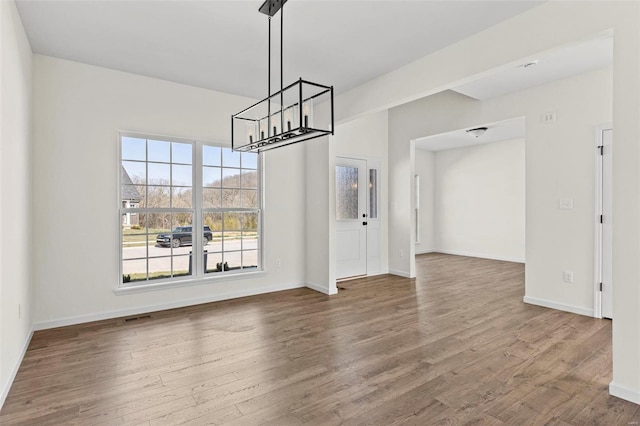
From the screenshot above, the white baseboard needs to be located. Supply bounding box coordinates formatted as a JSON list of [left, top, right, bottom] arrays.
[[415, 249, 436, 255], [436, 249, 524, 264], [34, 282, 305, 330], [1, 327, 34, 409], [610, 381, 640, 404], [306, 281, 337, 295], [523, 296, 594, 317], [389, 269, 413, 278]]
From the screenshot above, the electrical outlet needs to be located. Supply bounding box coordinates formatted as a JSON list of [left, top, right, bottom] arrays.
[[542, 111, 557, 123], [559, 198, 574, 210], [18, 303, 21, 319], [276, 259, 281, 268], [400, 249, 404, 257], [563, 271, 574, 283]]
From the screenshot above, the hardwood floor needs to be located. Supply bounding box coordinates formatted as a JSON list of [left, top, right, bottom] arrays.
[[2, 253, 639, 425]]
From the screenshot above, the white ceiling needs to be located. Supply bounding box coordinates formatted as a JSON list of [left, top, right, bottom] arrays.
[[414, 33, 612, 152], [415, 117, 525, 151], [452, 33, 613, 100], [15, 0, 544, 100]]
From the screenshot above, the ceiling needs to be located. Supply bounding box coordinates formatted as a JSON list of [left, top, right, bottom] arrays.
[[15, 0, 544, 100], [415, 117, 525, 151], [414, 32, 611, 152], [452, 33, 613, 100]]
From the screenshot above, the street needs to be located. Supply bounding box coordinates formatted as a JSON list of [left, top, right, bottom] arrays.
[[122, 238, 258, 276]]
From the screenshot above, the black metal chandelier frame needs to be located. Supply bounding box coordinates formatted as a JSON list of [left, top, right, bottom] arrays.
[[231, 0, 334, 153]]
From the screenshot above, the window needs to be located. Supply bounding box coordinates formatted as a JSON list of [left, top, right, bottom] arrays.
[[120, 133, 261, 286]]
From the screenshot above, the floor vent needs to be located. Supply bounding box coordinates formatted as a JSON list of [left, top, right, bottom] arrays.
[[124, 314, 152, 322]]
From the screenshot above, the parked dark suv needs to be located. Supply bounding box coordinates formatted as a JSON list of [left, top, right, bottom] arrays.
[[156, 226, 213, 248]]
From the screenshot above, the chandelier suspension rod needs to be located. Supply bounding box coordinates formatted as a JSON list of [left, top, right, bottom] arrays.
[[268, 16, 271, 138], [280, 4, 284, 134]]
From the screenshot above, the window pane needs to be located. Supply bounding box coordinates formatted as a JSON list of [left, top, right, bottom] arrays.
[[203, 145, 221, 166], [242, 233, 258, 251], [203, 166, 221, 187], [205, 252, 223, 273], [203, 212, 223, 231], [122, 241, 147, 261], [123, 259, 147, 283], [172, 213, 193, 230], [132, 213, 151, 237], [173, 255, 192, 278], [242, 250, 259, 268], [222, 189, 240, 208], [222, 168, 241, 187], [241, 170, 258, 189], [147, 213, 171, 234], [203, 188, 221, 208], [122, 161, 146, 185], [147, 186, 171, 208], [241, 190, 258, 208], [122, 218, 148, 261], [148, 163, 170, 185], [240, 212, 259, 231], [172, 187, 192, 208], [224, 251, 242, 270], [148, 256, 173, 281], [222, 148, 241, 168], [336, 165, 358, 220], [122, 162, 146, 208], [148, 140, 170, 163], [172, 164, 192, 186], [169, 214, 193, 254], [224, 213, 241, 231], [242, 152, 258, 170], [369, 169, 378, 219], [122, 137, 146, 161], [172, 142, 192, 165], [121, 185, 144, 209], [208, 231, 223, 253], [202, 166, 222, 188]]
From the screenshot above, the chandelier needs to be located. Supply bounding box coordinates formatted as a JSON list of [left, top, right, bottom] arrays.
[[231, 0, 334, 153]]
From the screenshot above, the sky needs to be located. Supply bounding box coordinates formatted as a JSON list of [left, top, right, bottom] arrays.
[[121, 136, 257, 187]]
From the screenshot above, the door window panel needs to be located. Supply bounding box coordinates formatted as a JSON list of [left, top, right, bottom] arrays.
[[336, 166, 359, 220]]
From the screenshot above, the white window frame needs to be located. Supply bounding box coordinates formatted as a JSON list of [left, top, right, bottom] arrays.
[[117, 131, 264, 294]]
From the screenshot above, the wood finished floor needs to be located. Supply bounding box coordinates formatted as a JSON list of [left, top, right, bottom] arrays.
[[2, 253, 639, 425]]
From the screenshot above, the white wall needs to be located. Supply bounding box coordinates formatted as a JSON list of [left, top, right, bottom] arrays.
[[305, 138, 335, 294], [0, 0, 33, 407], [393, 66, 611, 312], [389, 90, 480, 277], [414, 149, 435, 253], [31, 55, 307, 327], [333, 110, 389, 275], [433, 139, 525, 262], [330, 5, 640, 401]]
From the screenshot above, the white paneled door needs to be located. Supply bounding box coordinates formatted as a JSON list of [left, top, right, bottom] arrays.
[[336, 157, 367, 279]]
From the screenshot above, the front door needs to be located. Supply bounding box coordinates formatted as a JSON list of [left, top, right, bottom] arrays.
[[336, 157, 367, 279]]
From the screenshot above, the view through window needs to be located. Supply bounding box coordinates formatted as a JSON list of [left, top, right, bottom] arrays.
[[120, 134, 261, 285]]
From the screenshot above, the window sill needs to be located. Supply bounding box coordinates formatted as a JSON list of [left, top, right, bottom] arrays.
[[114, 269, 266, 295]]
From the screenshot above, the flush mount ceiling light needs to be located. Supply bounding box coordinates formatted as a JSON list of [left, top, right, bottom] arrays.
[[231, 0, 335, 153], [466, 127, 488, 138]]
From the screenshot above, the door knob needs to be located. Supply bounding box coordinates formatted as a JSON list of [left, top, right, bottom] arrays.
[[363, 221, 368, 226]]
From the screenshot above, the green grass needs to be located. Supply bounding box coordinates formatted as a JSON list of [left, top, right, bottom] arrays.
[[126, 270, 191, 282]]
